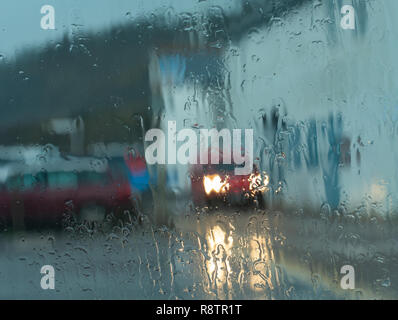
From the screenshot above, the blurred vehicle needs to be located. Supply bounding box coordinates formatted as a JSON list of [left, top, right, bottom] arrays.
[[0, 155, 133, 228], [190, 149, 269, 208]]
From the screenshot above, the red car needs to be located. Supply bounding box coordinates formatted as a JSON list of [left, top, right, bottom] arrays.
[[190, 149, 268, 208], [0, 157, 133, 229]]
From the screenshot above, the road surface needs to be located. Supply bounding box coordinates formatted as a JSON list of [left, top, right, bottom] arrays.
[[0, 206, 397, 300]]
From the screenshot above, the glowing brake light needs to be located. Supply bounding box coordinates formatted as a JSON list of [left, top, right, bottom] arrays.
[[203, 175, 230, 195]]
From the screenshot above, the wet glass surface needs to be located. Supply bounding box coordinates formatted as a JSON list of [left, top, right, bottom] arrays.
[[0, 0, 398, 299]]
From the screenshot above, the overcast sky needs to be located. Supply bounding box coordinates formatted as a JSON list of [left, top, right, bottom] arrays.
[[0, 0, 237, 59]]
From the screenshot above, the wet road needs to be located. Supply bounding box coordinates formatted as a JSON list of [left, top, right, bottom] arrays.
[[0, 206, 397, 300]]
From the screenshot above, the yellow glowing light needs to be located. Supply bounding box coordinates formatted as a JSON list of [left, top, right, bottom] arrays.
[[207, 225, 233, 249], [204, 224, 278, 296], [205, 225, 234, 296], [203, 175, 230, 195], [248, 172, 269, 196]]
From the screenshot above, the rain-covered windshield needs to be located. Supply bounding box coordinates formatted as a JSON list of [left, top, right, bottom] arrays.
[[0, 0, 397, 302]]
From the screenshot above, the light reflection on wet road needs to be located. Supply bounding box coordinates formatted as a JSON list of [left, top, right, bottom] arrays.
[[0, 207, 397, 300]]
